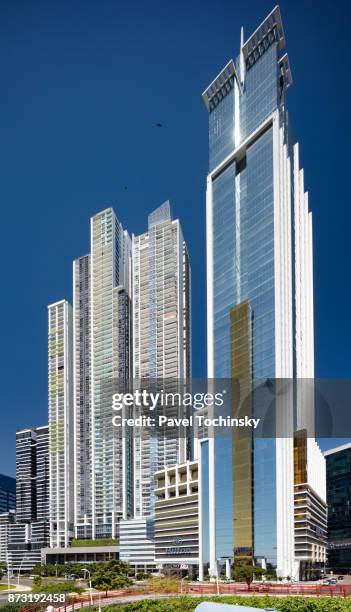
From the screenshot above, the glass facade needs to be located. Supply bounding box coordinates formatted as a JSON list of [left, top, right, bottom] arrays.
[[206, 11, 289, 572], [326, 446, 351, 570], [240, 44, 278, 140], [200, 441, 210, 574], [0, 474, 15, 515], [209, 86, 235, 171], [210, 64, 278, 564]]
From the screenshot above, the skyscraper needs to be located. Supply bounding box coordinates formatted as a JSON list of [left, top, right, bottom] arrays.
[[5, 426, 50, 572], [15, 426, 49, 523], [48, 299, 73, 547], [48, 203, 190, 556], [73, 208, 132, 541], [73, 254, 92, 538], [0, 511, 15, 563], [0, 474, 15, 515], [324, 443, 351, 572], [202, 5, 324, 580], [132, 201, 191, 518]]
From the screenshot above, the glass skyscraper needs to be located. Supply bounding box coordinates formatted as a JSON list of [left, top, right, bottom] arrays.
[[0, 474, 15, 515], [324, 443, 351, 572], [202, 6, 322, 579]]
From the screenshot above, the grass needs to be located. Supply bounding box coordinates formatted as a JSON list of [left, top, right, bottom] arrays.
[[0, 584, 16, 591], [32, 580, 84, 594], [70, 538, 119, 547], [89, 595, 351, 612]]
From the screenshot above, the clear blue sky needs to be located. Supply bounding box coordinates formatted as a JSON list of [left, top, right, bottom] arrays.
[[0, 0, 349, 476]]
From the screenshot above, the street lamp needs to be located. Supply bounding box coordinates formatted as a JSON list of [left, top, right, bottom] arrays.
[[215, 559, 220, 595], [6, 551, 11, 591], [82, 568, 93, 606], [17, 555, 26, 586]]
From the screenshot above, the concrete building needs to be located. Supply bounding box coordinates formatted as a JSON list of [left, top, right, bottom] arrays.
[[132, 201, 191, 519], [294, 432, 327, 579], [41, 544, 119, 565], [15, 427, 49, 523], [119, 518, 155, 572], [48, 300, 74, 547], [74, 209, 132, 541], [7, 521, 50, 573], [2, 426, 50, 572], [154, 461, 199, 575], [0, 511, 15, 563]]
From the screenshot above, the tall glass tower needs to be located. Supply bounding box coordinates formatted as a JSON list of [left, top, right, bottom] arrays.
[[202, 6, 320, 579]]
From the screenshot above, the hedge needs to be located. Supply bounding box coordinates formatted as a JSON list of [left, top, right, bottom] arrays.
[[99, 595, 351, 612]]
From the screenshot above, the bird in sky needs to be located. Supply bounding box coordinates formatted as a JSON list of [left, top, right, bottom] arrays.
[[155, 122, 162, 127]]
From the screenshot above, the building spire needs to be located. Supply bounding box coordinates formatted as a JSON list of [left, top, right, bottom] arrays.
[[240, 26, 245, 85]]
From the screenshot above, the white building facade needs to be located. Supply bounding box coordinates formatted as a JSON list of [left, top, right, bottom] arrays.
[[48, 300, 73, 548], [132, 201, 191, 519]]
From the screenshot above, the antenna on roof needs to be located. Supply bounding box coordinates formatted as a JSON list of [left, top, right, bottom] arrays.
[[240, 26, 246, 86]]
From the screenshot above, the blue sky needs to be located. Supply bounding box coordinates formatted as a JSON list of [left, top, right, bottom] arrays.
[[0, 0, 350, 475]]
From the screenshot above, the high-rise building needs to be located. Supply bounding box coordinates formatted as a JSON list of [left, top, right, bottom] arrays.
[[7, 521, 50, 573], [132, 201, 191, 518], [3, 426, 50, 572], [0, 511, 15, 563], [0, 474, 15, 515], [86, 208, 131, 539], [202, 5, 323, 579], [73, 208, 132, 541], [48, 203, 190, 554], [15, 427, 49, 523], [73, 254, 92, 538], [324, 443, 351, 572], [48, 299, 73, 547]]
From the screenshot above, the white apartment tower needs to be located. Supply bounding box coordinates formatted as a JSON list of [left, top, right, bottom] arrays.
[[132, 201, 191, 518], [73, 208, 132, 541], [48, 299, 73, 548], [49, 203, 190, 549]]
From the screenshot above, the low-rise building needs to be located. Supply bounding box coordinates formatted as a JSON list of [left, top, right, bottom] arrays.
[[154, 460, 199, 576], [7, 521, 49, 573], [0, 511, 15, 563], [119, 518, 155, 572], [41, 544, 119, 565], [294, 432, 327, 579]]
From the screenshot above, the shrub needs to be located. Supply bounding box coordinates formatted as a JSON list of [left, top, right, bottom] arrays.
[[71, 538, 119, 547], [32, 580, 83, 594], [135, 572, 150, 581], [100, 595, 351, 612]]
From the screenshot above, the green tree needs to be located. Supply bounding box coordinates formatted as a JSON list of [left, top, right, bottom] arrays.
[[232, 564, 266, 588], [91, 569, 131, 595], [0, 561, 7, 581]]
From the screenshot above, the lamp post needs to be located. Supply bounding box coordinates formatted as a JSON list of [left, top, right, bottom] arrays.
[[6, 551, 11, 591], [216, 559, 220, 595], [17, 555, 26, 586], [82, 568, 93, 606]]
